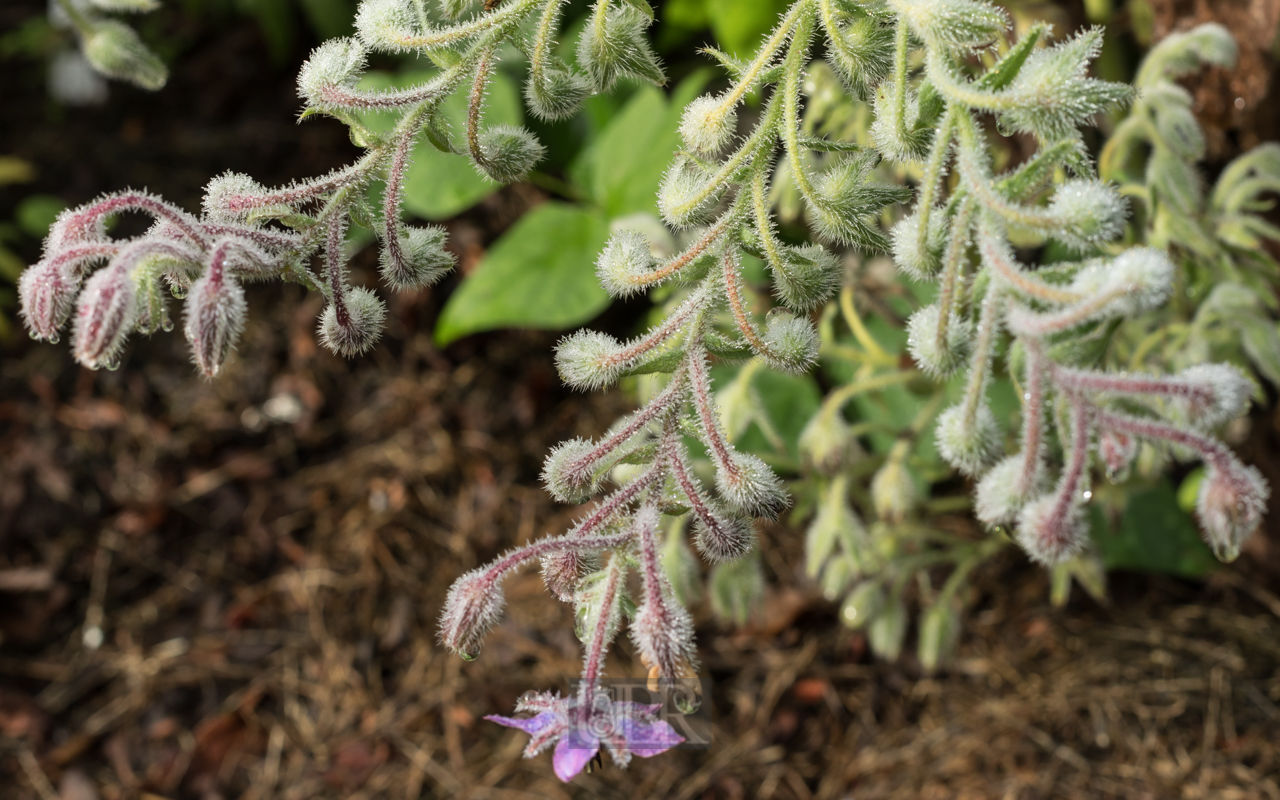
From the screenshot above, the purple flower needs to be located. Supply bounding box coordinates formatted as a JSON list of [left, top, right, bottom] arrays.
[[486, 690, 684, 781]]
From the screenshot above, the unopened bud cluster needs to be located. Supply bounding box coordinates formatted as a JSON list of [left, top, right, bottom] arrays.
[[20, 0, 655, 376]]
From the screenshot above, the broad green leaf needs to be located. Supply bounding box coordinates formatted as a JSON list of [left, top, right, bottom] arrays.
[[435, 203, 611, 345]]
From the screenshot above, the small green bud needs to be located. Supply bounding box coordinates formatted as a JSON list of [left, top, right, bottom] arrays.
[[841, 581, 884, 630], [318, 287, 387, 357], [867, 594, 907, 659], [576, 5, 664, 92], [678, 94, 737, 157], [596, 230, 656, 299], [83, 20, 167, 90], [762, 311, 820, 375], [772, 244, 841, 312], [906, 302, 972, 378], [870, 455, 920, 523], [890, 209, 948, 280], [974, 454, 1046, 528], [917, 602, 960, 671], [554, 330, 627, 390], [936, 403, 1003, 477], [525, 67, 592, 122], [476, 125, 545, 183], [798, 409, 859, 475], [381, 225, 454, 290], [298, 37, 367, 113]]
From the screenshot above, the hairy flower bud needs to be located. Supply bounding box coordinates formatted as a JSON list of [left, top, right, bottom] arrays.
[[772, 244, 840, 312], [890, 209, 947, 280], [299, 37, 368, 113], [1176, 364, 1253, 428], [184, 266, 247, 378], [541, 438, 601, 504], [799, 409, 859, 475], [896, 0, 1008, 53], [762, 311, 820, 374], [1098, 431, 1137, 483], [974, 454, 1046, 527], [841, 580, 884, 629], [83, 20, 167, 90], [18, 258, 80, 343], [596, 230, 657, 298], [658, 156, 720, 228], [678, 94, 736, 157], [203, 172, 268, 224], [1068, 248, 1173, 316], [439, 567, 505, 659], [576, 5, 664, 92], [554, 330, 627, 391], [936, 403, 1003, 477], [1015, 493, 1089, 566], [476, 125, 546, 183], [868, 595, 907, 659], [541, 550, 594, 603], [806, 155, 910, 248], [632, 592, 697, 690], [72, 265, 137, 369], [715, 451, 787, 519], [525, 67, 591, 122], [870, 457, 920, 523], [318, 286, 387, 357], [917, 602, 960, 671], [1195, 461, 1269, 563], [1046, 180, 1126, 250], [381, 225, 454, 290], [693, 511, 754, 564], [806, 479, 865, 578], [906, 302, 972, 378]]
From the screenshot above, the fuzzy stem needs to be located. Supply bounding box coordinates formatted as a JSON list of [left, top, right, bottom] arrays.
[[977, 215, 1083, 304], [914, 107, 957, 258], [934, 196, 973, 354], [577, 552, 625, 716], [961, 280, 1002, 430], [1017, 341, 1047, 497]]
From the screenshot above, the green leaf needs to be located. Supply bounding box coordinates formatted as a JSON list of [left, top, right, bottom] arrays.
[[1092, 481, 1218, 578], [435, 203, 611, 345], [707, 0, 791, 56]]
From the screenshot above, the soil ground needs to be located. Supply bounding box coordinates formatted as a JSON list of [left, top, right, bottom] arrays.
[[2, 2, 1280, 799]]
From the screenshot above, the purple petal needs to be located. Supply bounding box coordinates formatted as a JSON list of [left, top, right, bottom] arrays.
[[553, 729, 599, 782], [621, 718, 684, 757], [485, 711, 558, 736]]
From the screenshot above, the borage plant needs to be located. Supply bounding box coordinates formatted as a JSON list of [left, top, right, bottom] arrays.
[[15, 0, 1274, 783], [19, 0, 666, 375]]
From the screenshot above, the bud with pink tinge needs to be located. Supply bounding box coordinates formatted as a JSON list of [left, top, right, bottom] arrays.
[[1195, 461, 1269, 563], [692, 510, 754, 563], [184, 260, 247, 378], [318, 286, 386, 357], [72, 265, 137, 369], [540, 550, 594, 603], [439, 567, 505, 659], [18, 259, 80, 343], [1015, 494, 1089, 566]]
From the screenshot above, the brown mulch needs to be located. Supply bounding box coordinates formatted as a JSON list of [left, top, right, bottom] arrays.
[[2, 2, 1280, 799]]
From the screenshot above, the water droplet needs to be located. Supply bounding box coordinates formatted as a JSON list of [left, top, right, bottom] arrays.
[[459, 652, 476, 662], [49, 333, 59, 344], [171, 285, 187, 299], [105, 359, 121, 372], [161, 319, 174, 332], [1082, 490, 1092, 501]]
